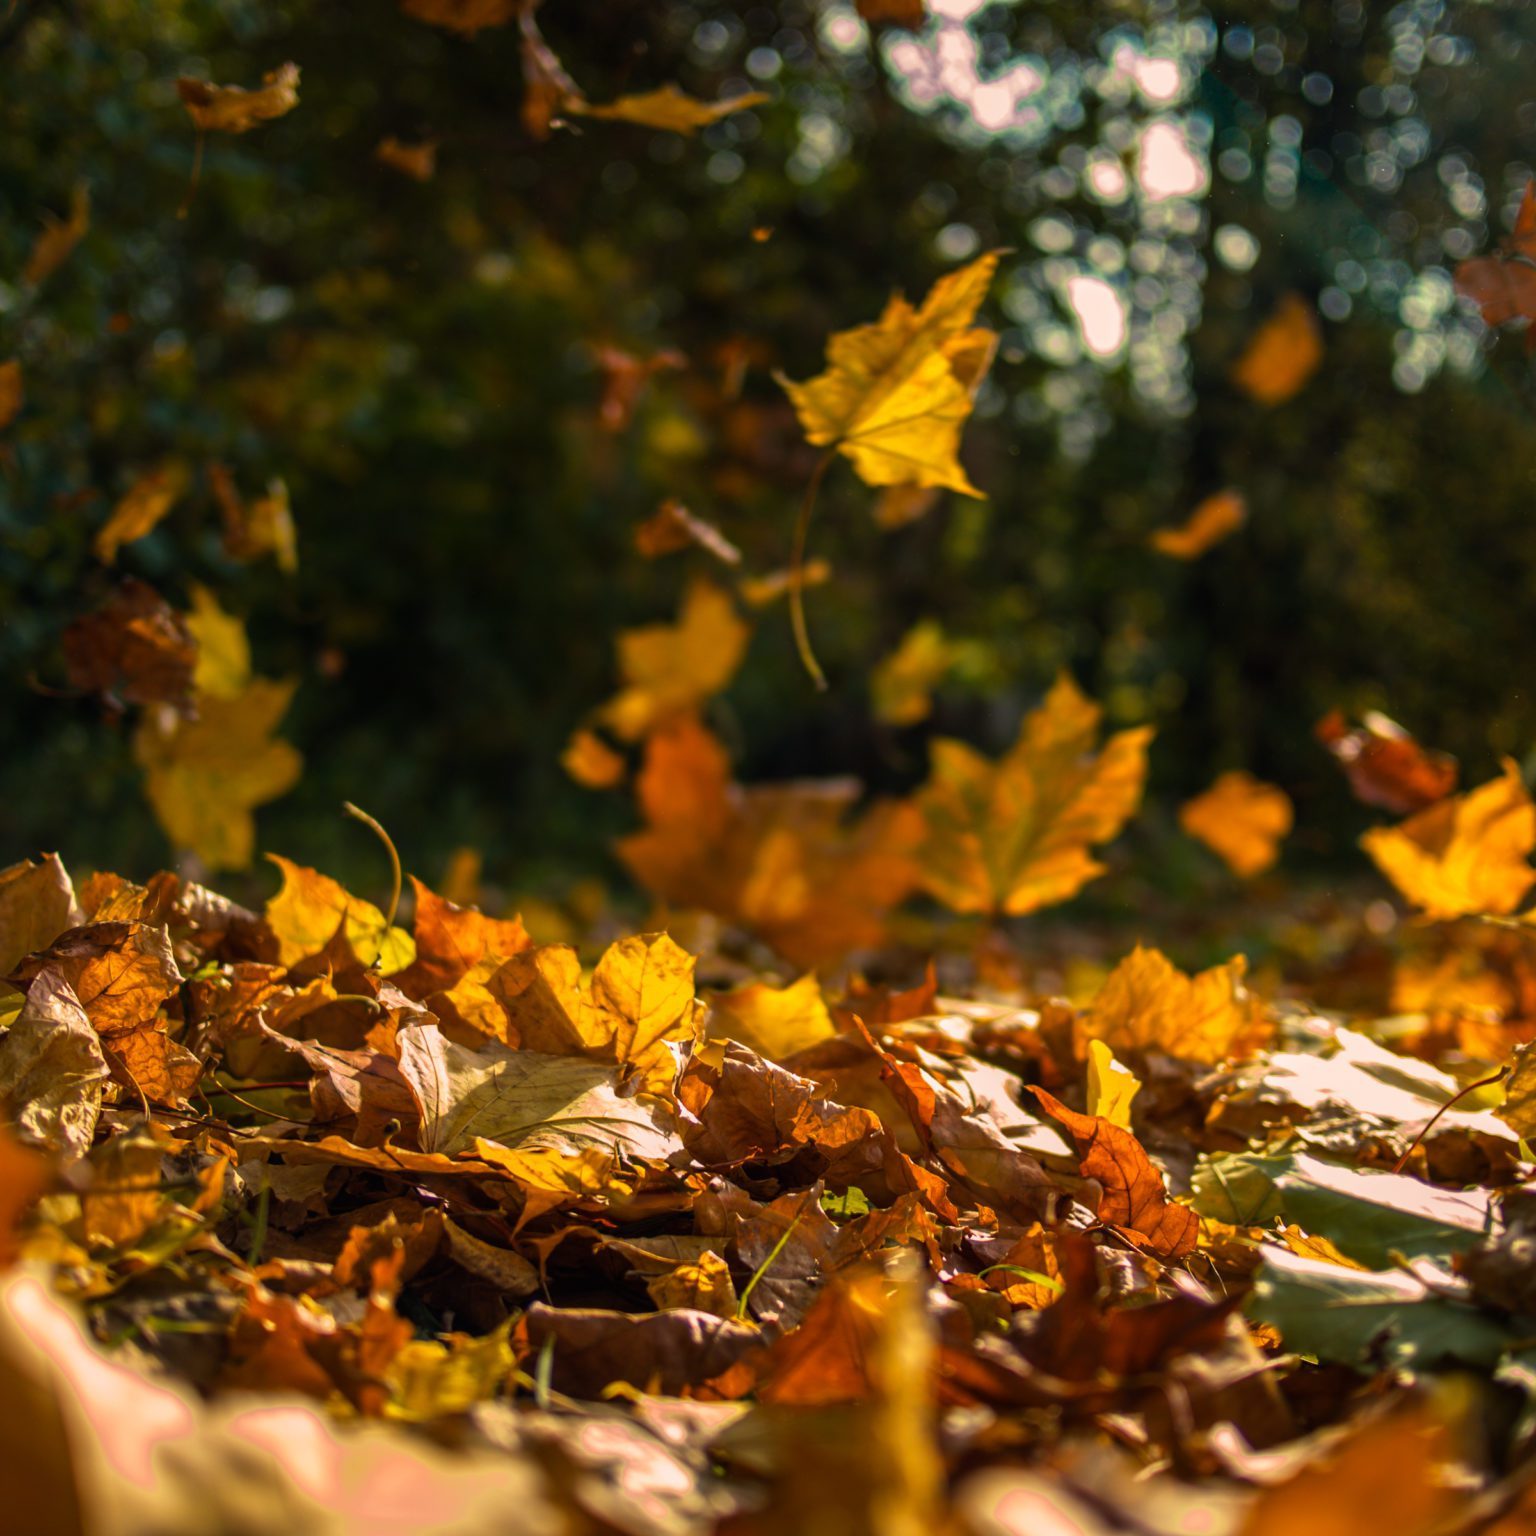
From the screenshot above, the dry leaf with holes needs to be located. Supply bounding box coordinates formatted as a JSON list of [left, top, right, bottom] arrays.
[[1149, 489, 1246, 559], [177, 64, 300, 133], [1179, 770, 1293, 878], [1231, 293, 1322, 405]]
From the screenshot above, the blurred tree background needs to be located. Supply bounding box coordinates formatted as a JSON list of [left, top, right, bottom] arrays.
[[3, 0, 1535, 911]]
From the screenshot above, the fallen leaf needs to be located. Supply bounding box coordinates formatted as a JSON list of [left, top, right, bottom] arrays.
[[177, 64, 300, 134], [1149, 489, 1246, 559], [780, 252, 1000, 494], [1179, 770, 1293, 878], [913, 673, 1151, 917], [1360, 759, 1536, 920], [706, 974, 836, 1060], [1084, 1039, 1140, 1130], [1316, 710, 1457, 815], [575, 85, 770, 135], [0, 971, 108, 1159], [375, 136, 438, 181], [397, 876, 530, 996], [1085, 945, 1266, 1064], [1231, 293, 1322, 405], [0, 855, 80, 975], [647, 1251, 738, 1318], [263, 857, 415, 973], [22, 181, 89, 287]]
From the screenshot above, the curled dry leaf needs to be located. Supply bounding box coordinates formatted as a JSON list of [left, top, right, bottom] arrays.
[[1231, 293, 1323, 406], [634, 499, 742, 565], [177, 63, 300, 134], [63, 578, 197, 713], [1179, 770, 1294, 878], [1149, 488, 1247, 559], [375, 136, 438, 181], [1316, 709, 1457, 815]]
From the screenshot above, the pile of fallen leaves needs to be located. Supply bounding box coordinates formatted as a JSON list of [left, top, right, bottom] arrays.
[[3, 823, 1536, 1536]]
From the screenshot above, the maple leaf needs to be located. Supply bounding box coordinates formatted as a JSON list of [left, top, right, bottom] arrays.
[[134, 681, 302, 871], [575, 86, 770, 135], [1084, 944, 1267, 1065], [184, 584, 251, 700], [22, 181, 89, 288], [0, 360, 21, 431], [1360, 759, 1536, 920], [63, 578, 197, 712], [395, 875, 530, 997], [617, 713, 922, 967], [706, 973, 837, 1060], [912, 673, 1152, 917], [375, 137, 438, 181], [0, 854, 80, 975], [597, 578, 750, 740], [1316, 709, 1457, 815], [1179, 770, 1293, 878], [263, 856, 415, 973], [870, 620, 985, 727], [1231, 293, 1323, 405], [1149, 488, 1246, 559], [209, 464, 298, 572], [780, 251, 1000, 494], [93, 464, 187, 564], [177, 64, 300, 134]]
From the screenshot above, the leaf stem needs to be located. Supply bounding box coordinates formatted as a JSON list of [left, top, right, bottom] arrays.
[[343, 801, 403, 931], [1389, 1063, 1510, 1175], [789, 449, 837, 691]]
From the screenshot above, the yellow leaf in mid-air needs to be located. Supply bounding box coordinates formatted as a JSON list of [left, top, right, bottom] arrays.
[[94, 464, 188, 564], [1179, 770, 1293, 878], [912, 673, 1151, 917], [1361, 760, 1536, 920], [1085, 1039, 1141, 1129], [1149, 489, 1246, 559], [0, 360, 21, 430], [134, 681, 302, 872], [177, 64, 301, 134], [184, 585, 251, 700], [575, 85, 770, 135], [22, 181, 90, 288], [598, 578, 750, 740], [707, 973, 836, 1060], [560, 728, 625, 789], [209, 464, 298, 572], [1231, 293, 1322, 406], [1085, 945, 1267, 1065], [871, 620, 973, 728], [264, 855, 415, 973], [780, 252, 1000, 494]]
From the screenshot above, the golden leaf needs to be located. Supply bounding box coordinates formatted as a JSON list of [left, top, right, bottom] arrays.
[[1360, 760, 1536, 920], [93, 464, 187, 565], [1085, 945, 1266, 1065], [1149, 488, 1246, 559], [1085, 1038, 1140, 1129], [780, 251, 1000, 494], [0, 360, 21, 431], [738, 558, 831, 607], [263, 856, 415, 973], [22, 181, 89, 288], [707, 973, 836, 1060], [210, 464, 298, 572], [560, 728, 625, 789], [375, 137, 438, 181], [575, 85, 770, 135], [646, 1251, 737, 1318], [1179, 770, 1293, 878], [598, 578, 750, 740], [1231, 293, 1322, 406], [912, 673, 1151, 917], [135, 682, 301, 871], [184, 585, 251, 700], [871, 620, 968, 727], [177, 64, 300, 134]]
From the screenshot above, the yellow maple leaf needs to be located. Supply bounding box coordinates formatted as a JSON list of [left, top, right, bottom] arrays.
[[1360, 760, 1536, 920], [22, 181, 89, 288], [0, 360, 21, 431], [598, 578, 750, 740], [264, 855, 415, 973], [1179, 770, 1293, 878], [1084, 944, 1267, 1064], [870, 619, 985, 728], [177, 64, 300, 134], [184, 585, 251, 700], [913, 673, 1151, 917], [575, 85, 770, 135], [1085, 1038, 1140, 1129], [1231, 293, 1322, 406], [94, 464, 188, 564], [1149, 488, 1246, 559], [706, 973, 836, 1060], [134, 681, 302, 871], [780, 251, 1000, 494]]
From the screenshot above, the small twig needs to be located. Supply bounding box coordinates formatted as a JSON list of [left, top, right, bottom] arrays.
[[1390, 1064, 1510, 1175], [788, 448, 836, 691]]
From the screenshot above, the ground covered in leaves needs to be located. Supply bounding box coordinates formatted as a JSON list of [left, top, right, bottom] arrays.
[[4, 806, 1536, 1536]]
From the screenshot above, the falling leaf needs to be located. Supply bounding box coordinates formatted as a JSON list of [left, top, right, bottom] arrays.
[[1085, 945, 1266, 1065], [1179, 770, 1293, 878], [1455, 184, 1536, 329], [634, 499, 742, 564], [264, 856, 415, 973], [1316, 710, 1457, 815], [515, 1, 583, 138], [575, 85, 770, 135], [592, 344, 685, 433], [209, 464, 298, 572], [135, 682, 302, 870], [176, 64, 300, 134], [375, 136, 438, 181], [870, 620, 979, 728], [706, 974, 836, 1060], [1084, 1038, 1140, 1130], [22, 181, 89, 288], [1029, 1087, 1197, 1257], [780, 251, 1000, 494], [93, 464, 188, 564], [1360, 759, 1536, 920], [401, 0, 518, 33], [597, 578, 750, 740], [561, 728, 626, 789], [738, 558, 832, 607], [912, 673, 1152, 917], [1149, 489, 1246, 559], [1231, 293, 1323, 405], [184, 584, 251, 700], [63, 579, 197, 712], [0, 360, 21, 431]]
